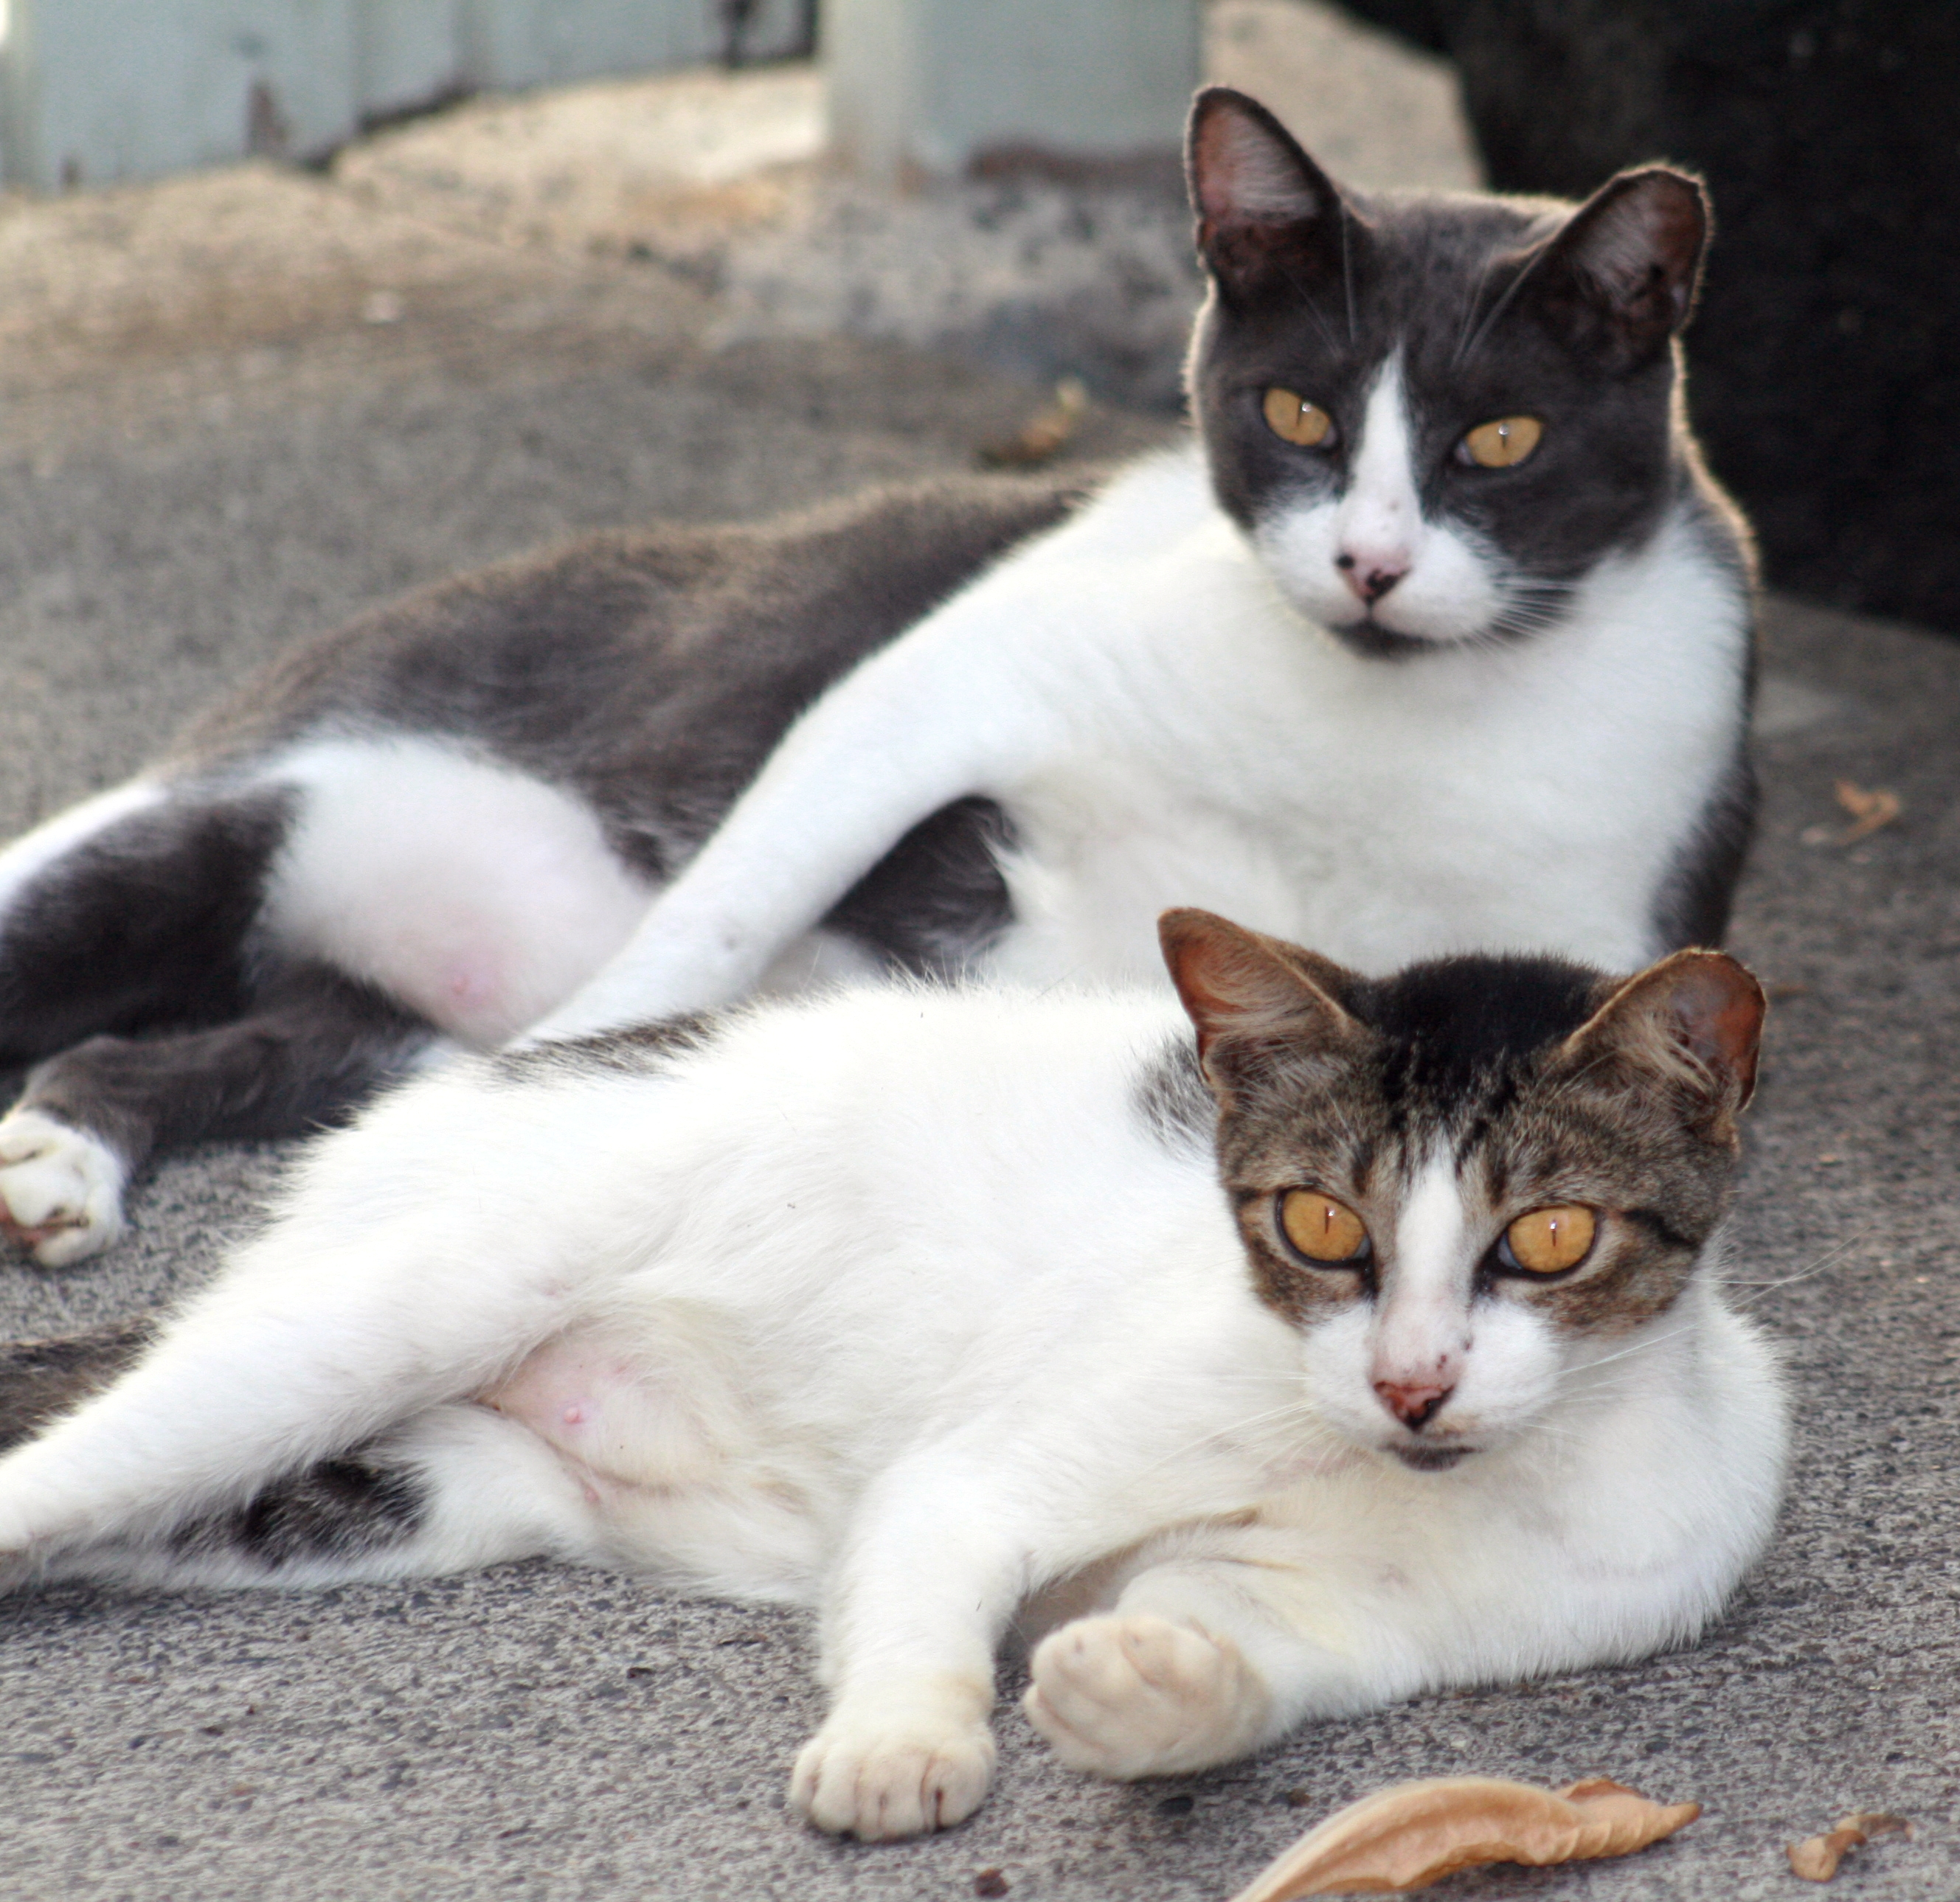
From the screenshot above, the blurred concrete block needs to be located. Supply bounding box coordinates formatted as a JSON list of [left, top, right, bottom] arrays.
[[457, 0, 808, 91], [357, 0, 463, 117], [1, 0, 359, 187], [826, 0, 1201, 182], [0, 0, 814, 190]]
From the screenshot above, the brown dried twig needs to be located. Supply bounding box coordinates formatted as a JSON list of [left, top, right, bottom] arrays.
[[977, 378, 1089, 469], [1787, 1811, 1909, 1881], [1801, 779, 1901, 847]]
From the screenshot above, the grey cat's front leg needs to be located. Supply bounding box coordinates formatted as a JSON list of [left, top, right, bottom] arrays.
[[530, 598, 1063, 1041]]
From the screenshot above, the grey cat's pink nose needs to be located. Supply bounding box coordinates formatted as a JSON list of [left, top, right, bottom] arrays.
[[1334, 553, 1409, 603], [1374, 1378, 1452, 1429]]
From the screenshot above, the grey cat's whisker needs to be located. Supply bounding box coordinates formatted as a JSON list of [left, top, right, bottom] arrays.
[[1450, 249, 1508, 368], [1337, 198, 1358, 345], [1263, 248, 1346, 357], [1455, 241, 1556, 369]]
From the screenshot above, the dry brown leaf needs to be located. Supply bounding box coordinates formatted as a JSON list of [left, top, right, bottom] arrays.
[[978, 378, 1089, 468], [1786, 1811, 1909, 1881], [1227, 1775, 1700, 1900], [1803, 779, 1902, 847]]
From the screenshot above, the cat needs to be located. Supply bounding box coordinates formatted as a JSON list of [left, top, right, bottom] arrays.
[[0, 910, 1784, 1840], [0, 87, 1755, 1266]]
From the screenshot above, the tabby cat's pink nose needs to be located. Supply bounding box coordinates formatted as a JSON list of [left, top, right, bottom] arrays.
[[1374, 1378, 1452, 1430]]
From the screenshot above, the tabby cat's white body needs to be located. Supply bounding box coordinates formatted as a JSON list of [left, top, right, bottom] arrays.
[[0, 973, 1785, 1839]]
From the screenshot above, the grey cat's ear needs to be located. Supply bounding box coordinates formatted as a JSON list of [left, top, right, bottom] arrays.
[[1158, 908, 1363, 1094], [1186, 88, 1350, 296], [1531, 167, 1710, 369], [1559, 948, 1766, 1138]]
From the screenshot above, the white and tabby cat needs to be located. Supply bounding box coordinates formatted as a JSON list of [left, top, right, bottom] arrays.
[[0, 88, 1753, 1265], [0, 912, 1784, 1839]]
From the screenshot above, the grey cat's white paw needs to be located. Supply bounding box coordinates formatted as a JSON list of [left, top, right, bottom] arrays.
[[789, 1699, 996, 1840], [1025, 1614, 1269, 1780], [0, 1110, 127, 1267]]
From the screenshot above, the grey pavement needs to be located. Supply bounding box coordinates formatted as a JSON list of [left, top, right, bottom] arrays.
[[1, 40, 1958, 1902]]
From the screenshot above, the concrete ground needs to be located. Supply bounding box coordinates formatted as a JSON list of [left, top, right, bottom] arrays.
[[0, 13, 1956, 1899]]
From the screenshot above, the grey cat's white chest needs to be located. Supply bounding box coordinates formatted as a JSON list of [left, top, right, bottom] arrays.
[[983, 469, 1748, 980]]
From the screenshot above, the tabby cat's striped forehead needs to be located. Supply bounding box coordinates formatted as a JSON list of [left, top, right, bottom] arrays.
[[1205, 951, 1632, 1199], [1332, 954, 1607, 1128]]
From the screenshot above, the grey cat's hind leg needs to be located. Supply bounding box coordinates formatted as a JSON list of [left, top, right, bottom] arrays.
[[0, 772, 455, 1267], [0, 964, 432, 1267], [0, 787, 291, 1066]]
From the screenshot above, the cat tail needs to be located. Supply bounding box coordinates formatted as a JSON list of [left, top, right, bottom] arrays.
[[0, 1125, 600, 1568], [0, 1320, 589, 1588], [14, 1401, 600, 1591]]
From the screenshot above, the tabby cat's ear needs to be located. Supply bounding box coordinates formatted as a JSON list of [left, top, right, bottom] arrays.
[[1530, 166, 1710, 369], [1557, 948, 1765, 1142], [1186, 88, 1353, 301], [1159, 909, 1364, 1097]]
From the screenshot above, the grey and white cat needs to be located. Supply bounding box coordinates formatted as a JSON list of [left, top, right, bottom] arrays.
[[0, 88, 1754, 1266], [0, 912, 1784, 1839]]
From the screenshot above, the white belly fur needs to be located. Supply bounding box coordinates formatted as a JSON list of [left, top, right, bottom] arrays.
[[257, 737, 887, 1045], [260, 738, 657, 1047]]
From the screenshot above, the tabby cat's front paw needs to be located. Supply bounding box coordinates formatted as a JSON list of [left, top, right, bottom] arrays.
[[789, 1699, 997, 1840], [0, 1111, 126, 1268], [1025, 1614, 1270, 1780]]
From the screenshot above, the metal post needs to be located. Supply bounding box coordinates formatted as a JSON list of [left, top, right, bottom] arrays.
[[825, 0, 1201, 185]]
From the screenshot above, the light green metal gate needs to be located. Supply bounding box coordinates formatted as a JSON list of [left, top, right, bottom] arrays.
[[0, 0, 813, 189]]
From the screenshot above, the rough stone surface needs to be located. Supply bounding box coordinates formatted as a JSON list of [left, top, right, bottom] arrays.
[[1332, 0, 1960, 636], [0, 25, 1955, 1901]]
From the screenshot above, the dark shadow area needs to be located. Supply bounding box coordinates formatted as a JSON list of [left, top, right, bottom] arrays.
[[1335, 0, 1959, 635]]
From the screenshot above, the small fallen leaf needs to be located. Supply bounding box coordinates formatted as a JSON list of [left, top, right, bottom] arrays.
[[1802, 779, 1901, 847], [978, 378, 1089, 468], [1787, 1811, 1908, 1881], [1227, 1776, 1700, 1900], [1835, 779, 1900, 835]]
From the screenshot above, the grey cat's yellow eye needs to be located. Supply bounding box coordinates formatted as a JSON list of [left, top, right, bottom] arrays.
[[1460, 415, 1543, 468], [1503, 1204, 1596, 1274], [1263, 388, 1335, 448], [1279, 1190, 1370, 1263]]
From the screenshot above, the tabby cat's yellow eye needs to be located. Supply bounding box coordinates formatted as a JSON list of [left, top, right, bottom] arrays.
[[1461, 415, 1543, 468], [1263, 387, 1334, 448], [1504, 1204, 1596, 1275], [1280, 1190, 1370, 1263]]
